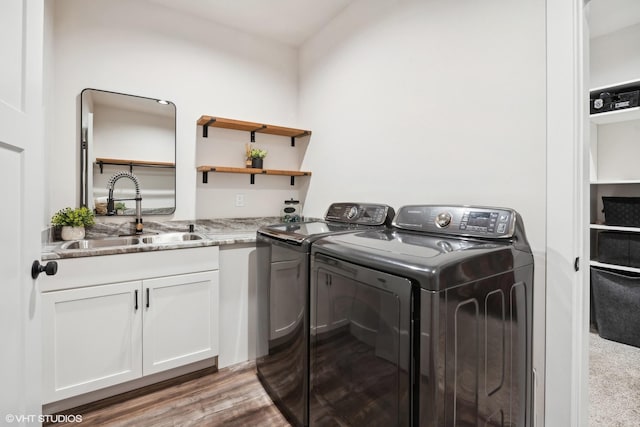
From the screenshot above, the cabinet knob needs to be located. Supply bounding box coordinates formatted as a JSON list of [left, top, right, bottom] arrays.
[[31, 260, 58, 279]]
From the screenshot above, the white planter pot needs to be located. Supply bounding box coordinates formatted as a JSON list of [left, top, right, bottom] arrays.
[[61, 226, 85, 241]]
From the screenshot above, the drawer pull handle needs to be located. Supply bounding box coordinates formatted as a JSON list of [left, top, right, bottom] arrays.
[[135, 290, 139, 310], [146, 288, 150, 308]]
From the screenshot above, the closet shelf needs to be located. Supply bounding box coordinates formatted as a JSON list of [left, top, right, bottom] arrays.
[[590, 224, 640, 233], [590, 107, 640, 125], [590, 260, 640, 274], [590, 179, 640, 185]]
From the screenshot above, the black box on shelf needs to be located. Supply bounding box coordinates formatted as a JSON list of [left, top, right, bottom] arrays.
[[602, 197, 640, 227], [629, 234, 640, 268], [598, 231, 630, 266], [591, 92, 613, 114], [613, 90, 640, 111], [591, 267, 640, 348], [590, 89, 640, 115]]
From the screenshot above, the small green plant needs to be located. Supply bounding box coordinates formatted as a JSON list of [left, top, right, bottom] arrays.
[[115, 202, 126, 211], [249, 148, 268, 159], [51, 207, 95, 227]]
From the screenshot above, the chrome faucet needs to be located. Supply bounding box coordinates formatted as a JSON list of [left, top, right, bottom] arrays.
[[107, 171, 144, 234]]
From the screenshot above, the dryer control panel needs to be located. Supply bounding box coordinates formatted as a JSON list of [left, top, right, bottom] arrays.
[[393, 205, 517, 239], [324, 203, 394, 226]]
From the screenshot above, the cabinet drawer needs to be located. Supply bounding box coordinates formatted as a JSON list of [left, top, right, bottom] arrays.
[[41, 246, 219, 292]]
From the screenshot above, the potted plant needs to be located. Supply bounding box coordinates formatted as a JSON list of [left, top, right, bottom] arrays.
[[249, 148, 267, 169], [115, 202, 126, 215], [51, 207, 95, 241]]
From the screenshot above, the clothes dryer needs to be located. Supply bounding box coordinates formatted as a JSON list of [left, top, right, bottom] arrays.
[[309, 205, 534, 426]]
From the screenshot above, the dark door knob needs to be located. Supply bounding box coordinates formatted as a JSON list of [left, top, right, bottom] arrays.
[[31, 260, 58, 279]]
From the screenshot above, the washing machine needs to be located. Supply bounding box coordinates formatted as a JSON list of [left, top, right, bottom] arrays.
[[255, 202, 395, 427], [309, 205, 534, 426]]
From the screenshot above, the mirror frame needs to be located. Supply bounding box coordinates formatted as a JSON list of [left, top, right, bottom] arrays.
[[80, 88, 177, 216]]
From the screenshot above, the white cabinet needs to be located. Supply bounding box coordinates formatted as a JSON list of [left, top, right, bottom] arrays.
[[41, 247, 220, 405], [143, 272, 218, 375], [42, 281, 143, 403], [218, 243, 257, 369]]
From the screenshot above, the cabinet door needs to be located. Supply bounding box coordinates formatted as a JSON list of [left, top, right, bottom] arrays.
[[270, 259, 305, 340], [143, 271, 219, 375], [42, 281, 143, 404]]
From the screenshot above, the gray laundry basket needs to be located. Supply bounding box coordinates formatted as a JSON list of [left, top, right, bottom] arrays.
[[591, 267, 640, 348]]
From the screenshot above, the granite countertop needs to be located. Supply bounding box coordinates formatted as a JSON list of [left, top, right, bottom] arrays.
[[42, 217, 282, 260]]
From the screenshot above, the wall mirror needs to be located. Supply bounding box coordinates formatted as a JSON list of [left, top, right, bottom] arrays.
[[80, 89, 176, 216]]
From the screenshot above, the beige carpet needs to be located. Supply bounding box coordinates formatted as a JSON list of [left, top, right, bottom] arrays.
[[590, 331, 640, 426]]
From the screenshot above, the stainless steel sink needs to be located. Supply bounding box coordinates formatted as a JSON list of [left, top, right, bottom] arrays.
[[141, 232, 205, 244], [60, 236, 140, 250], [58, 232, 205, 251]]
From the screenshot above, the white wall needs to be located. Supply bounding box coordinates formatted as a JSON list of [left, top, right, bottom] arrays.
[[590, 22, 640, 88], [299, 0, 546, 220], [50, 0, 299, 220], [298, 0, 547, 420]]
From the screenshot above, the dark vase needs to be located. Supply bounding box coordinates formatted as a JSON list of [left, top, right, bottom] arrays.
[[251, 158, 263, 169]]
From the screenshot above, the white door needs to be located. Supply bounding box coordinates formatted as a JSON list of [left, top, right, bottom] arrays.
[[143, 271, 219, 375], [0, 0, 45, 422], [41, 281, 143, 403]]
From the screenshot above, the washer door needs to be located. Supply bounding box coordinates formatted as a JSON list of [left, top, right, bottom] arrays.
[[310, 253, 413, 426], [256, 236, 309, 427]]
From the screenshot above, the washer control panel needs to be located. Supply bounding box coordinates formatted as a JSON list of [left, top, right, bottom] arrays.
[[393, 205, 517, 239], [324, 203, 394, 226]]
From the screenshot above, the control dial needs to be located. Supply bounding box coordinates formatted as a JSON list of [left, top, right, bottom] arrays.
[[435, 211, 452, 228], [346, 206, 359, 220]]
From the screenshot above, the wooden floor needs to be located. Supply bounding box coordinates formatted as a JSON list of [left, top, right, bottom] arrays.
[[50, 361, 292, 427]]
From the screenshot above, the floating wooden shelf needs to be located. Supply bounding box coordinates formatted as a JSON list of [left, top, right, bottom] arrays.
[[196, 116, 263, 132], [197, 165, 311, 185], [196, 116, 312, 185], [95, 157, 175, 174], [197, 115, 311, 144]]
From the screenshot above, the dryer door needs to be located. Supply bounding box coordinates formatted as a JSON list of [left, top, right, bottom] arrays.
[[310, 252, 414, 426]]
